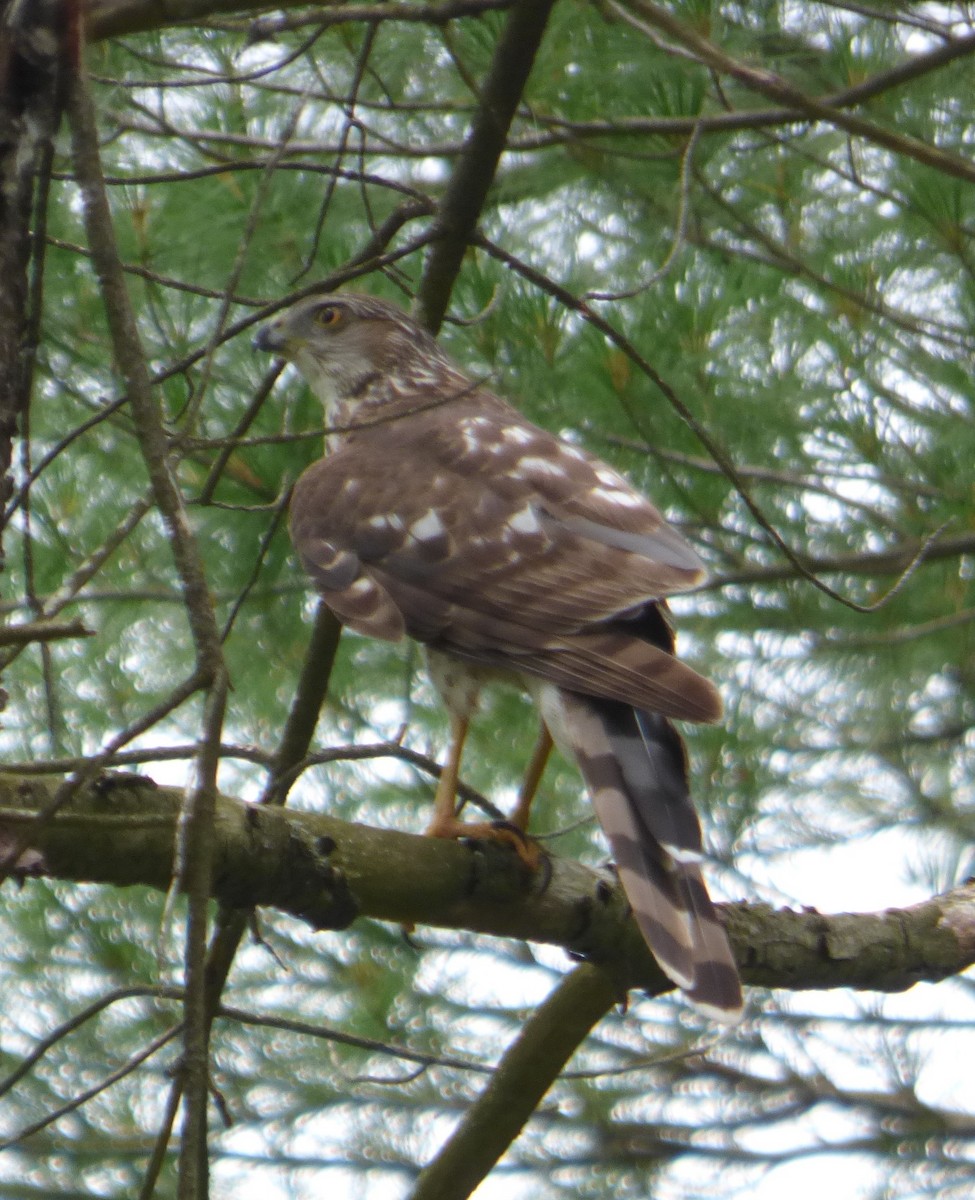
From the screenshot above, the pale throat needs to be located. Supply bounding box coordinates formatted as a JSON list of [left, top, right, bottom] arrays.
[[297, 351, 385, 449], [298, 343, 474, 450]]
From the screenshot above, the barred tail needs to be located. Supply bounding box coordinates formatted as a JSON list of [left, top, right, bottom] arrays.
[[553, 688, 742, 1022]]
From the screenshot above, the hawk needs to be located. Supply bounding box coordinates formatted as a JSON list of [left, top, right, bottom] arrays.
[[255, 292, 742, 1020]]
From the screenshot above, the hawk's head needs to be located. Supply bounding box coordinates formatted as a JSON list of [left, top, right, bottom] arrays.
[[254, 293, 452, 417]]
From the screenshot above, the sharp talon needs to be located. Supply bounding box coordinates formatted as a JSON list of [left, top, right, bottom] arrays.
[[489, 819, 530, 841], [487, 820, 543, 871], [426, 814, 543, 870]]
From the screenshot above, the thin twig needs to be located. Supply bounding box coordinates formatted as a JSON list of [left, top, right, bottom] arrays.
[[611, 0, 975, 186], [474, 233, 954, 614], [0, 984, 183, 1101], [195, 362, 283, 504], [295, 19, 378, 279], [586, 120, 703, 301], [0, 496, 151, 671], [181, 82, 315, 434], [0, 1025, 182, 1151]]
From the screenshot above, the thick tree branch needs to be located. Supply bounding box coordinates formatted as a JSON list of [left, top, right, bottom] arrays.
[[416, 0, 558, 332], [85, 0, 513, 40], [410, 963, 619, 1200], [68, 52, 223, 684], [703, 530, 975, 592], [0, 618, 93, 646], [3, 771, 974, 999], [85, 0, 288, 37], [0, 0, 67, 564], [67, 48, 230, 1199]]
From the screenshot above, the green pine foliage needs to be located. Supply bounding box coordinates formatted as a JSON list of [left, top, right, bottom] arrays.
[[2, 1, 974, 1197]]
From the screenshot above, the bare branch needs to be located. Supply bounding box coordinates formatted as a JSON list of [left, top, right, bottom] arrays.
[[411, 965, 620, 1200], [4, 773, 975, 998], [86, 0, 517, 40], [612, 0, 975, 186], [417, 0, 559, 332], [0, 618, 93, 647]]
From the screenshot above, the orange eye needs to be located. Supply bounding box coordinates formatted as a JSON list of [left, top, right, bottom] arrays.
[[315, 305, 342, 328]]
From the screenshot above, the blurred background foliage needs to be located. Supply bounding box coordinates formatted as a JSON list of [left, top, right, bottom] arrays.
[[2, 0, 975, 1196]]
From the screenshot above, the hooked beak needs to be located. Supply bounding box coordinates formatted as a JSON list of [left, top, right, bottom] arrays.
[[252, 321, 287, 353]]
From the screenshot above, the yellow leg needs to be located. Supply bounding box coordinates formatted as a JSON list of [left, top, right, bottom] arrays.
[[425, 712, 469, 839], [509, 723, 553, 832], [424, 712, 541, 869]]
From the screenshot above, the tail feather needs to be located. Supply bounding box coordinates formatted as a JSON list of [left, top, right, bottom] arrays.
[[613, 704, 703, 860], [553, 688, 742, 1021], [679, 867, 745, 1021]]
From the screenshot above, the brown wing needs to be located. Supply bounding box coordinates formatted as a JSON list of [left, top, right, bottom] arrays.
[[289, 395, 720, 723]]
